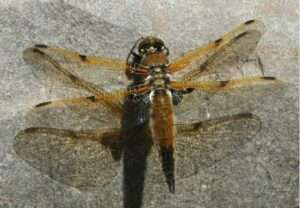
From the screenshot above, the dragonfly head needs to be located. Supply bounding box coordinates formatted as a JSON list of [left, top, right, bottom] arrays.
[[138, 36, 168, 55], [126, 36, 170, 82]]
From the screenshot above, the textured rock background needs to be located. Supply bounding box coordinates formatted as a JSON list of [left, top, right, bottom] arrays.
[[0, 0, 298, 208]]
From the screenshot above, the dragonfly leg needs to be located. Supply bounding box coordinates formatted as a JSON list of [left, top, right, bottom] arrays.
[[171, 88, 194, 105], [256, 54, 265, 75]]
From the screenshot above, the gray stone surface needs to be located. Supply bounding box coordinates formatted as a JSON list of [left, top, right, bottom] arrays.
[[0, 0, 298, 208]]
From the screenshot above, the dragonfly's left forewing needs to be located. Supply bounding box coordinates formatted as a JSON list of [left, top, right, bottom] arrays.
[[31, 44, 127, 72]]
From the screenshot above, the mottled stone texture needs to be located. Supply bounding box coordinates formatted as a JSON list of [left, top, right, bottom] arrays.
[[0, 0, 298, 208]]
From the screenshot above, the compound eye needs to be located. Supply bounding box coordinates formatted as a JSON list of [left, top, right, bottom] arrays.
[[153, 40, 164, 51], [138, 37, 165, 54], [139, 48, 145, 53], [139, 43, 151, 54]]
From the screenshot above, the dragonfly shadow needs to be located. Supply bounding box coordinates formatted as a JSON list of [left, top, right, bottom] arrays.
[[120, 95, 153, 208]]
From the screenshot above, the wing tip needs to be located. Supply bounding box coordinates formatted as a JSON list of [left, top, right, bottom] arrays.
[[14, 127, 40, 145], [79, 54, 88, 62], [261, 76, 284, 85], [237, 19, 266, 36], [23, 127, 40, 134], [214, 38, 223, 46], [35, 101, 52, 108], [262, 76, 276, 80], [23, 47, 47, 63], [244, 19, 256, 25], [34, 44, 48, 48]]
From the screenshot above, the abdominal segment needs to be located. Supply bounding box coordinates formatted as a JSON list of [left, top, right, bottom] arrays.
[[150, 90, 176, 193]]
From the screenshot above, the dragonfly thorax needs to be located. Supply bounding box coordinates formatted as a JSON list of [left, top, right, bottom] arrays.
[[147, 66, 171, 89], [146, 65, 172, 103]]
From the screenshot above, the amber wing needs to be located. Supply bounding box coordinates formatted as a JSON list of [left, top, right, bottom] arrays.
[[169, 19, 265, 81], [170, 76, 281, 93], [23, 46, 125, 116], [30, 44, 126, 72]]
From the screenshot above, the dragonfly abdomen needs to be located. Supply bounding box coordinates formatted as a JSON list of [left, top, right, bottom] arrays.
[[150, 90, 175, 147], [150, 90, 176, 193]]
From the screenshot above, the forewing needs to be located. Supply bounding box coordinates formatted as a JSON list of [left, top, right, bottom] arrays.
[[31, 44, 126, 72], [25, 97, 122, 131], [170, 76, 282, 96], [14, 127, 122, 191], [23, 47, 124, 115], [169, 20, 265, 81]]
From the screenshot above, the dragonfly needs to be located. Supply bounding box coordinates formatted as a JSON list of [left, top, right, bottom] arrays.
[[14, 19, 280, 197]]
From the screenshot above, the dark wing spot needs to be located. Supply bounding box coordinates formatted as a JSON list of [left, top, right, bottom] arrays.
[[199, 61, 208, 70], [235, 32, 249, 41], [186, 88, 195, 93], [244, 20, 255, 25], [68, 131, 78, 139], [35, 101, 51, 108], [35, 44, 48, 48], [219, 80, 230, 87], [236, 112, 253, 119], [24, 127, 39, 134], [86, 96, 97, 102], [262, 76, 276, 80], [214, 38, 222, 46], [193, 121, 203, 130], [79, 54, 88, 62], [32, 48, 46, 56], [68, 74, 78, 81]]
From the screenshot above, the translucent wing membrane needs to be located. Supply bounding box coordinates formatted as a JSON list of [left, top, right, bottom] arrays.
[[24, 96, 122, 133], [169, 20, 265, 81], [23, 47, 124, 116], [33, 95, 122, 112], [14, 112, 261, 188], [145, 113, 261, 181], [14, 127, 122, 191], [16, 100, 122, 190], [170, 76, 281, 93], [173, 113, 261, 177], [176, 113, 261, 135], [32, 86, 151, 118], [32, 44, 126, 72]]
